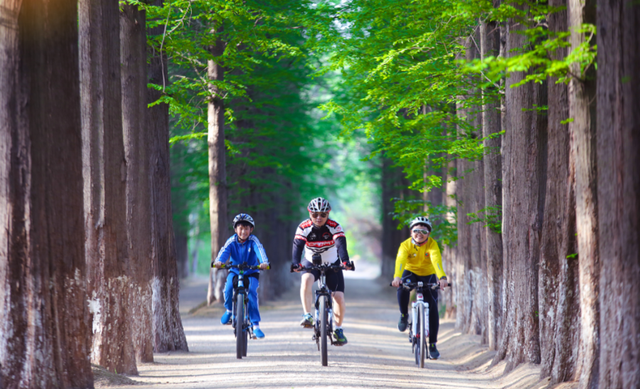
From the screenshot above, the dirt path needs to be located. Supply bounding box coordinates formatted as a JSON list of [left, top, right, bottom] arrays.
[[102, 270, 552, 389]]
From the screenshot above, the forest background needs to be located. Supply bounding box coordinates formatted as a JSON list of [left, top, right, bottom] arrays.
[[0, 0, 637, 388]]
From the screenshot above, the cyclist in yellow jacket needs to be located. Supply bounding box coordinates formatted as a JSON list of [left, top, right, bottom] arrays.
[[391, 216, 448, 359]]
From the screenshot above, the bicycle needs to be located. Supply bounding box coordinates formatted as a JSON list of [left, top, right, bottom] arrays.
[[218, 262, 269, 359], [394, 280, 451, 368], [291, 254, 354, 366]]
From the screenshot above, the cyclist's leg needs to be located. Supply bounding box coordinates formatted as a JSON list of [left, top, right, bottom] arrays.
[[223, 272, 236, 312], [328, 269, 346, 326], [398, 271, 417, 315], [247, 276, 261, 325], [421, 274, 440, 344], [300, 271, 317, 314]]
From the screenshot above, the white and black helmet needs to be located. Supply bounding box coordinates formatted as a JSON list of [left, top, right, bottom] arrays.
[[409, 216, 432, 232], [233, 213, 255, 228], [307, 197, 332, 213]]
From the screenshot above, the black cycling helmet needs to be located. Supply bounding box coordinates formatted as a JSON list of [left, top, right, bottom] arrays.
[[233, 213, 255, 228], [307, 197, 332, 213], [409, 216, 432, 232]]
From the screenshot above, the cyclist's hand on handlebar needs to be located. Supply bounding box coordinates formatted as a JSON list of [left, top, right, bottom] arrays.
[[439, 277, 448, 290], [341, 261, 354, 271], [290, 263, 303, 273], [213, 261, 223, 269], [391, 277, 402, 288], [259, 263, 270, 270]]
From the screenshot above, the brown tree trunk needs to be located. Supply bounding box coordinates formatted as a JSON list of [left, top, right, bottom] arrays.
[[537, 1, 581, 383], [120, 2, 155, 363], [480, 8, 504, 351], [596, 1, 640, 387], [381, 156, 410, 278], [147, 9, 189, 351], [495, 9, 547, 371], [79, 0, 137, 374], [568, 1, 599, 388], [207, 29, 229, 305], [0, 0, 93, 386]]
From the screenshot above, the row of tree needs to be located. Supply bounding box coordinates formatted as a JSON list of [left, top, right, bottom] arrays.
[[0, 0, 187, 386], [324, 0, 638, 387]]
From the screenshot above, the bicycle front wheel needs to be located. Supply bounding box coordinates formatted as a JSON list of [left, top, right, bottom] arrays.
[[236, 293, 245, 359], [319, 295, 328, 366], [419, 304, 426, 368]]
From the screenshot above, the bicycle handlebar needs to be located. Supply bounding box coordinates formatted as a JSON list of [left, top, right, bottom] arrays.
[[389, 280, 452, 290], [215, 262, 270, 271], [290, 262, 355, 273]]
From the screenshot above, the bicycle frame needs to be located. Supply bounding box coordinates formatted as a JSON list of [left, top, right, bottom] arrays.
[[314, 269, 336, 348]]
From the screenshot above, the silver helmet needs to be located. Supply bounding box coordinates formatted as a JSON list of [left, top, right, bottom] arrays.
[[307, 197, 332, 213], [233, 213, 255, 228], [409, 216, 432, 232]]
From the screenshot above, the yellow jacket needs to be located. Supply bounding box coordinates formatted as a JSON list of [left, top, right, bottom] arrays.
[[394, 237, 446, 279]]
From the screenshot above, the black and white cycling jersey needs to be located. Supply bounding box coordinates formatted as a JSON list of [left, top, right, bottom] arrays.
[[292, 218, 350, 265]]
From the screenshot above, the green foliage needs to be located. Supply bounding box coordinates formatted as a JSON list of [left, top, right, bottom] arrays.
[[467, 205, 502, 234], [391, 198, 457, 247]]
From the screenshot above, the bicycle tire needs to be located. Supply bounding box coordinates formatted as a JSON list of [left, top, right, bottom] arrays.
[[242, 296, 248, 357], [413, 313, 420, 365], [236, 292, 245, 359], [419, 304, 426, 368], [320, 295, 328, 366]]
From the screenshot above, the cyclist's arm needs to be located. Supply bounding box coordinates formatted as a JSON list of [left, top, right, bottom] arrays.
[[292, 235, 305, 266], [393, 242, 409, 279], [427, 238, 447, 280], [334, 235, 350, 263], [249, 235, 269, 266], [213, 236, 235, 266]]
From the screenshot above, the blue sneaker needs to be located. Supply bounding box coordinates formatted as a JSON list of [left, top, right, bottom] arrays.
[[253, 327, 265, 339], [221, 311, 232, 325]]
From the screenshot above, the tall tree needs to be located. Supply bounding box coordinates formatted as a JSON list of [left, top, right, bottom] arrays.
[[0, 0, 93, 386], [568, 0, 599, 387], [596, 1, 640, 387], [206, 24, 229, 305], [480, 2, 503, 351], [496, 6, 548, 370], [147, 0, 189, 351], [79, 0, 137, 374], [538, 0, 580, 382], [121, 2, 155, 363]]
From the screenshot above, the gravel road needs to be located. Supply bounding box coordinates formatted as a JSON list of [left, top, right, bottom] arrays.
[[101, 268, 550, 389]]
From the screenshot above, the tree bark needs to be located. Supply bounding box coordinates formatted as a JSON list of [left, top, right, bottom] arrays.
[[79, 0, 138, 374], [120, 2, 155, 363], [381, 156, 410, 278], [567, 1, 599, 388], [0, 0, 93, 386], [537, 0, 581, 383], [495, 9, 548, 371], [596, 1, 640, 387], [147, 8, 189, 351], [480, 8, 503, 351], [207, 27, 229, 305]]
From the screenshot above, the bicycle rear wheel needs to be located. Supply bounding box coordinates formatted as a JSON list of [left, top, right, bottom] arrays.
[[236, 293, 245, 359], [242, 297, 248, 357], [320, 295, 328, 366], [419, 304, 426, 368]]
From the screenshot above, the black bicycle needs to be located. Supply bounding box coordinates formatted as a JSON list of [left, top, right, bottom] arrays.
[[292, 254, 354, 366], [218, 262, 269, 359], [394, 280, 451, 368]]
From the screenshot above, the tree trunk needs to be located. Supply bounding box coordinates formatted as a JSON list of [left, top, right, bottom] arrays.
[[147, 9, 189, 351], [381, 156, 410, 278], [567, 1, 599, 388], [120, 2, 155, 363], [495, 9, 548, 371], [480, 8, 503, 351], [207, 28, 229, 305], [596, 1, 640, 387], [443, 156, 458, 320], [537, 1, 581, 383], [0, 0, 93, 386], [79, 0, 137, 374]]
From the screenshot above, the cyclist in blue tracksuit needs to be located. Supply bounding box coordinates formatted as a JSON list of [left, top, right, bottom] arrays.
[[212, 213, 270, 338]]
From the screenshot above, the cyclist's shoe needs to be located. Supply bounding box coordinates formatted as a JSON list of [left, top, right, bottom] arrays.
[[398, 314, 409, 332], [253, 327, 265, 339], [429, 343, 440, 359], [333, 328, 348, 345], [221, 311, 232, 325], [300, 313, 314, 328]]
